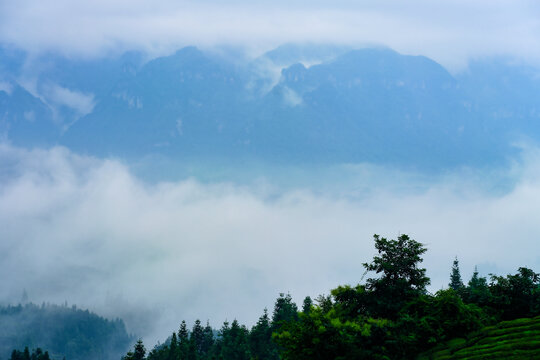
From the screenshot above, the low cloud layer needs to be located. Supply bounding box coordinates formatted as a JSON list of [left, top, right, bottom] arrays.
[[1, 1, 540, 70], [1, 143, 539, 344], [45, 84, 95, 117]]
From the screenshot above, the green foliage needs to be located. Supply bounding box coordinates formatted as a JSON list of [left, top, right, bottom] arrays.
[[489, 267, 540, 320], [449, 257, 464, 291], [215, 320, 250, 360], [271, 294, 298, 330], [394, 290, 486, 356], [134, 233, 540, 360], [363, 234, 430, 319], [301, 297, 312, 315], [123, 339, 146, 360], [462, 266, 491, 307], [419, 316, 540, 359], [249, 309, 279, 360], [10, 347, 53, 360]]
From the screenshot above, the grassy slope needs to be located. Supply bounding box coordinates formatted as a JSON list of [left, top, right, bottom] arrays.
[[418, 316, 540, 360]]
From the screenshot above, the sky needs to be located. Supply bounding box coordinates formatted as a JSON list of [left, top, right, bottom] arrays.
[[1, 0, 540, 71], [2, 0, 540, 346]]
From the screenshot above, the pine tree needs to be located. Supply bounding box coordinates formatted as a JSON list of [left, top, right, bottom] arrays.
[[133, 339, 146, 360], [272, 293, 298, 330], [302, 296, 313, 314], [219, 320, 250, 360], [178, 320, 190, 359], [201, 321, 214, 356], [449, 256, 464, 291], [249, 309, 278, 360], [168, 332, 178, 360], [463, 266, 491, 306], [191, 319, 204, 356]]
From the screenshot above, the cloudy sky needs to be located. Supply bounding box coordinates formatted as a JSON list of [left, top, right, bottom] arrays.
[[1, 143, 540, 344], [2, 0, 540, 70], [2, 0, 540, 346]]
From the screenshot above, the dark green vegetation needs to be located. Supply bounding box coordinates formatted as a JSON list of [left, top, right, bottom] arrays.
[[9, 347, 54, 360], [0, 303, 132, 360], [125, 234, 540, 360], [419, 316, 540, 359]]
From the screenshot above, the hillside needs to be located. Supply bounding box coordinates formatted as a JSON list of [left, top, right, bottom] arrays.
[[0, 303, 132, 360], [419, 316, 540, 359]]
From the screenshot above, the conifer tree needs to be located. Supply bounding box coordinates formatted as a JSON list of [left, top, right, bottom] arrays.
[[201, 321, 214, 356], [168, 332, 178, 360], [191, 319, 204, 357], [272, 293, 298, 330], [177, 320, 189, 359], [463, 266, 491, 306], [133, 339, 146, 360], [302, 296, 313, 314], [449, 256, 464, 291], [249, 309, 278, 360]]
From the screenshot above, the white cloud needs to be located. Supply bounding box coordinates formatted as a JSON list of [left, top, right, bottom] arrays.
[[0, 1, 540, 70], [0, 143, 540, 344], [0, 81, 13, 95], [282, 86, 303, 106], [45, 83, 95, 116]]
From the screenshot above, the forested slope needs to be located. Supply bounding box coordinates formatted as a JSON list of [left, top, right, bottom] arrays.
[[0, 303, 132, 360]]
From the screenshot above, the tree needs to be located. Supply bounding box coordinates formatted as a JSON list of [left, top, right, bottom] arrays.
[[177, 320, 190, 359], [10, 347, 51, 360], [272, 293, 298, 330], [489, 267, 540, 319], [216, 320, 250, 360], [134, 339, 146, 360], [191, 319, 204, 357], [123, 339, 146, 360], [201, 321, 215, 357], [249, 309, 278, 360], [363, 234, 430, 318], [168, 332, 178, 360], [302, 297, 313, 314], [449, 256, 464, 291], [462, 266, 491, 307]]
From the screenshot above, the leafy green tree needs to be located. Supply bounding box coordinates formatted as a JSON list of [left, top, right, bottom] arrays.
[[489, 267, 540, 319], [363, 234, 430, 318], [274, 303, 390, 360], [396, 289, 487, 357], [449, 256, 464, 291], [331, 284, 369, 320]]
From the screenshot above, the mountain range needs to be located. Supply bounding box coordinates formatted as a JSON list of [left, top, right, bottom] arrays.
[[2, 43, 540, 169]]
